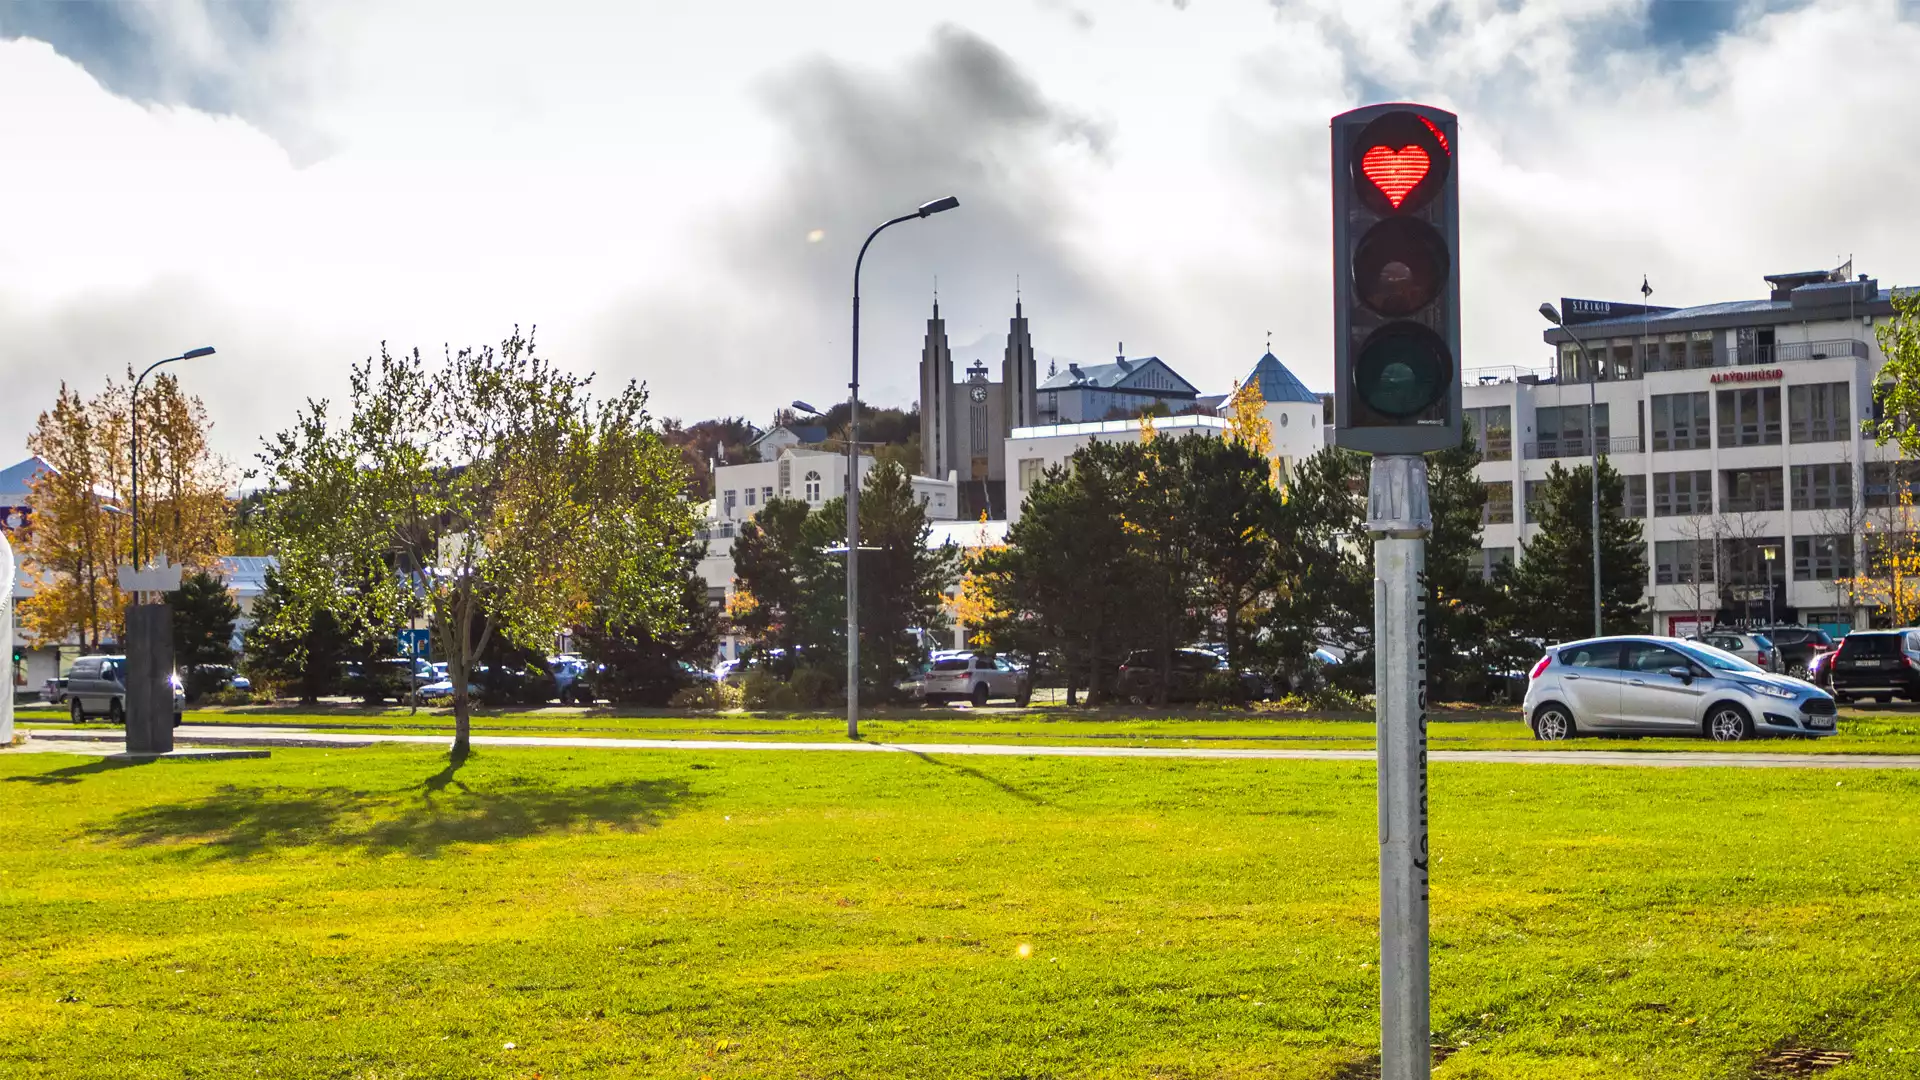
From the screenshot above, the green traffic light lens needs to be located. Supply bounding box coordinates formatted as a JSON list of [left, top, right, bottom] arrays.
[[1355, 323, 1452, 418]]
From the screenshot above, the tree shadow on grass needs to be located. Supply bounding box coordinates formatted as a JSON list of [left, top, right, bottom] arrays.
[[4, 758, 150, 786], [85, 759, 700, 858], [905, 749, 1055, 808]]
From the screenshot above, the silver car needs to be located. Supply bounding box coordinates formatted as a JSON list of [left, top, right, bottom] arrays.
[[1523, 635, 1836, 742], [921, 651, 1031, 707], [1689, 631, 1783, 673]]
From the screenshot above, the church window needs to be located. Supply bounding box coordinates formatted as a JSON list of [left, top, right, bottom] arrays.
[[804, 471, 822, 502]]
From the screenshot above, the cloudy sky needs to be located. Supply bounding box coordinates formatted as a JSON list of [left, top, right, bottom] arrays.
[[3, 0, 1917, 464]]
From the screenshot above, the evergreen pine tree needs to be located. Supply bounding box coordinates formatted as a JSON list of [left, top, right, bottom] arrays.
[[167, 570, 240, 700], [1502, 457, 1647, 644]]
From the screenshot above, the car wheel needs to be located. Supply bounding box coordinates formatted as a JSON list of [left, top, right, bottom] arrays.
[[108, 698, 125, 725], [1707, 704, 1753, 742], [971, 683, 990, 708], [1533, 704, 1577, 741], [70, 699, 85, 724], [1788, 663, 1810, 680]]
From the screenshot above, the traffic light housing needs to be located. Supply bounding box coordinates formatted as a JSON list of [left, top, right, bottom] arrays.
[[1332, 103, 1460, 455]]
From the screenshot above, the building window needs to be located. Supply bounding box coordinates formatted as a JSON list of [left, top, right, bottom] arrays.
[[1654, 539, 1714, 585], [1721, 536, 1787, 589], [1649, 392, 1710, 451], [1722, 467, 1785, 512], [1465, 406, 1512, 461], [1019, 457, 1045, 491], [1523, 480, 1548, 523], [723, 489, 737, 516], [1689, 331, 1715, 369], [1864, 461, 1920, 507], [778, 458, 791, 496], [744, 487, 756, 508], [804, 471, 822, 502], [1793, 534, 1854, 581], [1624, 474, 1647, 518], [762, 486, 774, 503], [1483, 481, 1513, 524], [1791, 463, 1853, 511], [1788, 382, 1850, 444], [1480, 547, 1513, 581], [1716, 387, 1781, 447], [1533, 404, 1608, 458], [1652, 470, 1713, 516]]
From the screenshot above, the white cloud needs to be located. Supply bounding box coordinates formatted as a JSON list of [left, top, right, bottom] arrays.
[[0, 0, 1916, 469]]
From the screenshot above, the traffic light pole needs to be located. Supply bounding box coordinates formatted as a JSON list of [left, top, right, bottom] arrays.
[[1369, 453, 1431, 1080]]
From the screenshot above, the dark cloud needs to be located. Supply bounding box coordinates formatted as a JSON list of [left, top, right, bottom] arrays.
[[0, 0, 330, 164], [592, 24, 1123, 421]]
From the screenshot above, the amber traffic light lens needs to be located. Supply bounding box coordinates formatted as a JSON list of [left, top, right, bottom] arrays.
[[1355, 323, 1452, 418], [1353, 217, 1449, 317]]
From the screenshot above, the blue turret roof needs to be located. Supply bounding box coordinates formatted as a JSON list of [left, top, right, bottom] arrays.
[[1245, 352, 1319, 405]]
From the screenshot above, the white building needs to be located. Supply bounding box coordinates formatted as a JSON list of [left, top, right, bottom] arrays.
[[1004, 351, 1326, 525], [1467, 267, 1904, 637], [696, 444, 961, 661]]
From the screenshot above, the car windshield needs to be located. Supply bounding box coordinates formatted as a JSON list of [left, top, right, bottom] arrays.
[[930, 658, 971, 672], [1674, 640, 1765, 673]]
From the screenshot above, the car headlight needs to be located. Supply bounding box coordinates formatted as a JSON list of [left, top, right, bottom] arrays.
[[1748, 682, 1796, 700]]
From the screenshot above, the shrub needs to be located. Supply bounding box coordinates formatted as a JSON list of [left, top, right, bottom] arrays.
[[787, 667, 840, 708], [741, 670, 799, 711], [201, 687, 254, 707], [1194, 671, 1253, 707], [670, 681, 744, 711]]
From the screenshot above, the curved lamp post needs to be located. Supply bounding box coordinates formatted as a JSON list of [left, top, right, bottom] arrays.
[[845, 197, 958, 738], [131, 346, 215, 576], [1539, 304, 1603, 638]]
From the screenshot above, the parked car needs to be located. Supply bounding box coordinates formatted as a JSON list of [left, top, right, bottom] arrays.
[[41, 677, 68, 705], [1116, 647, 1268, 704], [922, 651, 1031, 706], [183, 663, 251, 700], [340, 658, 434, 704], [1523, 635, 1835, 742], [1807, 647, 1835, 690], [1826, 628, 1920, 704], [414, 677, 481, 703], [65, 654, 185, 727], [1753, 625, 1836, 678], [1688, 630, 1782, 673]]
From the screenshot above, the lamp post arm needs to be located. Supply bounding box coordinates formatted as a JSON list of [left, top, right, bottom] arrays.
[[129, 355, 184, 572]]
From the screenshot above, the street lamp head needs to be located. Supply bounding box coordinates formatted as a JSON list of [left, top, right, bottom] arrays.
[[917, 196, 960, 218], [181, 346, 216, 360], [1538, 302, 1563, 326], [790, 400, 821, 416]]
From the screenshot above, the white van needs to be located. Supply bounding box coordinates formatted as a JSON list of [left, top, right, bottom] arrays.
[[66, 655, 184, 727]]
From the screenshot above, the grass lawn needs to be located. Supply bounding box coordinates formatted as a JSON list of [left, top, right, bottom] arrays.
[[21, 703, 1920, 755], [1, 745, 1917, 1078]]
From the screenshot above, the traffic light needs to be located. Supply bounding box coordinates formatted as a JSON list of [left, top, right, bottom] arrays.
[[1331, 103, 1460, 455]]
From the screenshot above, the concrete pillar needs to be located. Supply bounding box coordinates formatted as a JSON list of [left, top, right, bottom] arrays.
[[124, 602, 175, 754]]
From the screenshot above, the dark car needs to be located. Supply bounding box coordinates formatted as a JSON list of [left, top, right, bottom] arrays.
[[1116, 648, 1268, 704], [1827, 629, 1920, 704], [1753, 625, 1836, 678]]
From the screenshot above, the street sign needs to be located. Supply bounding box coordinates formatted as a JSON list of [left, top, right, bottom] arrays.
[[399, 629, 430, 657]]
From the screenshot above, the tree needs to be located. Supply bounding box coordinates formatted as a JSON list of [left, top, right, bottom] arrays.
[[1262, 447, 1372, 691], [1171, 436, 1278, 672], [1425, 424, 1505, 702], [576, 541, 722, 705], [242, 566, 364, 704], [1225, 378, 1274, 476], [257, 330, 694, 757], [1863, 288, 1920, 454], [168, 570, 239, 698], [20, 372, 231, 649], [830, 460, 956, 693], [1837, 479, 1920, 627], [730, 497, 833, 664], [1502, 458, 1647, 643]]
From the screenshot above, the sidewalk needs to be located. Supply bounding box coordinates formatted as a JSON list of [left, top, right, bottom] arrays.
[[19, 725, 1920, 770]]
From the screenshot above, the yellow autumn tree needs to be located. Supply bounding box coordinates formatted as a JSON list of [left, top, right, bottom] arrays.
[[945, 513, 1007, 647], [20, 373, 232, 649], [1839, 479, 1920, 627]]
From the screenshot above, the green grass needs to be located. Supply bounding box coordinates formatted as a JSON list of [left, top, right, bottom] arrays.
[[22, 703, 1920, 755], [2, 745, 1917, 1077]]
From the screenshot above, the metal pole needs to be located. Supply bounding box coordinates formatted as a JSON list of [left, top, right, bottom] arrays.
[[1369, 454, 1432, 1080], [1562, 329, 1604, 638], [848, 281, 862, 739]]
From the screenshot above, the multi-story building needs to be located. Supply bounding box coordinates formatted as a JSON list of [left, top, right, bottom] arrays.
[[1468, 267, 1905, 636]]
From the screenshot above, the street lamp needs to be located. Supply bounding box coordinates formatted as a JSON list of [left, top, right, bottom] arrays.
[[130, 346, 216, 576], [844, 195, 959, 739], [1539, 303, 1603, 639], [1762, 545, 1780, 627]]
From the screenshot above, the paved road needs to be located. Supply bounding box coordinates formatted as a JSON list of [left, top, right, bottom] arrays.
[[20, 725, 1920, 770]]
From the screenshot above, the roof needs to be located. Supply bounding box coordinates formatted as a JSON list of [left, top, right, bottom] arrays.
[[750, 424, 828, 449], [0, 456, 53, 497], [1544, 280, 1901, 343], [216, 555, 277, 596], [1243, 352, 1320, 405], [1011, 415, 1228, 440], [1038, 356, 1200, 398]]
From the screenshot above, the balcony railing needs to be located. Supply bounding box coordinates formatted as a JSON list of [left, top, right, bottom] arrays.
[[1736, 339, 1870, 365], [1524, 436, 1643, 459]]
